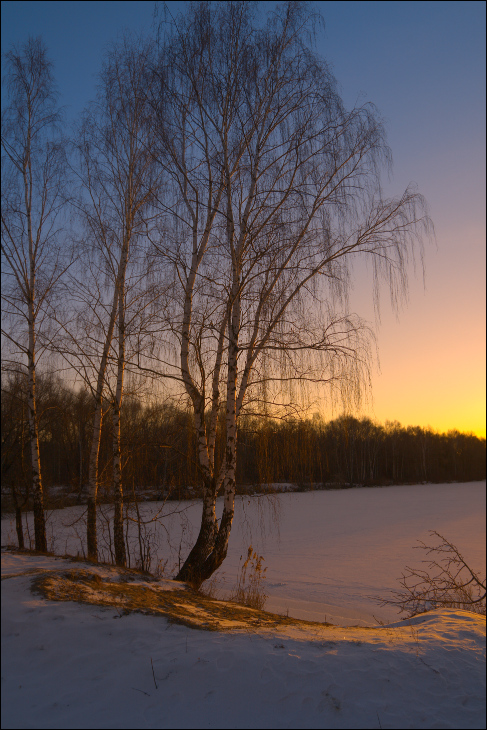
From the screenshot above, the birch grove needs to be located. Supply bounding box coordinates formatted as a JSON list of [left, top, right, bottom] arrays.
[[1, 4, 433, 578], [57, 37, 160, 561]]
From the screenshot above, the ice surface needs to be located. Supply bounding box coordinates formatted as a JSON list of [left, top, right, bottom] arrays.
[[2, 481, 484, 625]]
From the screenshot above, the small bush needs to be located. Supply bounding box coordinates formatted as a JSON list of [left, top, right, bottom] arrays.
[[381, 531, 486, 618]]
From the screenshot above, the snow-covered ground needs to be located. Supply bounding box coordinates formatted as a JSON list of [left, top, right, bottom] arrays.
[[1, 482, 485, 729], [1, 551, 485, 729]]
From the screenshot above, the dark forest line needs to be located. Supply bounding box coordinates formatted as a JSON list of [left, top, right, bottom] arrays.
[[2, 374, 485, 514]]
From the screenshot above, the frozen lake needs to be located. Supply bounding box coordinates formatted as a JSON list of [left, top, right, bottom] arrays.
[[2, 481, 485, 626]]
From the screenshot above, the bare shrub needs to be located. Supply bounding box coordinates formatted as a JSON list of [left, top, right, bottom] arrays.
[[231, 546, 267, 611], [381, 530, 486, 617]]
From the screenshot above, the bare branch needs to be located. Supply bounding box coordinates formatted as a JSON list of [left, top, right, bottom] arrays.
[[379, 531, 486, 617]]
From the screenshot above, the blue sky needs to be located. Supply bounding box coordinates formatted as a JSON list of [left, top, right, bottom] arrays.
[[2, 1, 485, 434]]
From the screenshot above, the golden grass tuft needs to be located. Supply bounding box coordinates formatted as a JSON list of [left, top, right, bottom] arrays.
[[29, 565, 335, 632]]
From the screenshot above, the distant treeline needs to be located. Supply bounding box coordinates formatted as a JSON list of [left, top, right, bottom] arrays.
[[2, 375, 485, 509]]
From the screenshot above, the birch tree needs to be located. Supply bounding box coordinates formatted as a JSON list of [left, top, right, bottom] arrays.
[[65, 36, 160, 562], [150, 1, 431, 587], [1, 37, 68, 552]]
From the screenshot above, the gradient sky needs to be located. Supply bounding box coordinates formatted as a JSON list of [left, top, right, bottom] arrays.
[[2, 1, 485, 436]]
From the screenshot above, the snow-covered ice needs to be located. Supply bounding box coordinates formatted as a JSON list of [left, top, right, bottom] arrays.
[[1, 482, 485, 729]]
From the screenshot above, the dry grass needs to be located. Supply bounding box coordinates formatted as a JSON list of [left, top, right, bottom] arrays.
[[25, 563, 335, 632], [230, 546, 268, 610]]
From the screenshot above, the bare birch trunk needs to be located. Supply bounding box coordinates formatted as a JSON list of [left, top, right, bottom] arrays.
[[176, 486, 218, 584], [86, 245, 129, 561], [112, 291, 126, 567], [11, 403, 28, 549], [25, 120, 46, 553], [86, 399, 103, 560], [27, 345, 47, 552], [175, 229, 221, 584], [197, 163, 243, 583], [176, 290, 240, 587], [205, 290, 240, 579], [14, 503, 24, 549], [112, 396, 125, 566]]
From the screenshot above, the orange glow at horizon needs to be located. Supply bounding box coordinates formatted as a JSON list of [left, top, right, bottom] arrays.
[[355, 350, 487, 440], [342, 236, 487, 442], [365, 361, 486, 439]]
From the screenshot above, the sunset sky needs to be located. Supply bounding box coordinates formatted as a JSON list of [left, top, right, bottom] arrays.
[[2, 1, 485, 437]]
